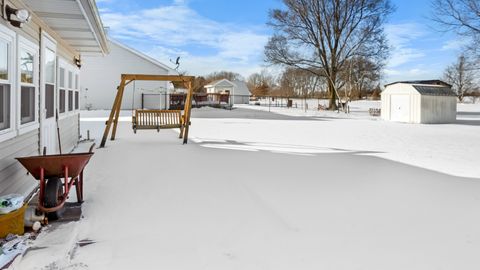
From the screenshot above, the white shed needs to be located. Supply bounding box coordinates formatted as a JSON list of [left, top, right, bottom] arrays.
[[381, 80, 457, 124], [81, 38, 176, 110], [204, 79, 251, 105]]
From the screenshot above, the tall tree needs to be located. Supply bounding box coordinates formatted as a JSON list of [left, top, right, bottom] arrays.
[[265, 0, 393, 109], [444, 55, 477, 102]]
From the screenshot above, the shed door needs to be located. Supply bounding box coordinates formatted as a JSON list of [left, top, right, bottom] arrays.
[[390, 95, 410, 122]]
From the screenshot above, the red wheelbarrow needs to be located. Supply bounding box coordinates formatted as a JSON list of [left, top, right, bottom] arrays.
[[16, 144, 95, 219]]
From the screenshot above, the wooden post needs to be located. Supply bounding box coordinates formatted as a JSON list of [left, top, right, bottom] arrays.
[[100, 74, 195, 148], [111, 79, 127, 140], [100, 79, 124, 148], [182, 80, 193, 144]]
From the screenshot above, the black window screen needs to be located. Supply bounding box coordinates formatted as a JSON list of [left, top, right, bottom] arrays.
[[0, 83, 10, 130], [45, 84, 54, 118], [68, 91, 73, 111], [59, 89, 65, 113], [75, 91, 79, 110], [21, 86, 35, 124]]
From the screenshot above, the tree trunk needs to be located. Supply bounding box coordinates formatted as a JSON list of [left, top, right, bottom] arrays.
[[328, 82, 337, 110]]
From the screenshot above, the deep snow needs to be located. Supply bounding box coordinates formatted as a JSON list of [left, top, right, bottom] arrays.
[[12, 101, 480, 269]]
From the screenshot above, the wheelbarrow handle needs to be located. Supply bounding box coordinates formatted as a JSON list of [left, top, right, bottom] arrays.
[[89, 143, 96, 153]]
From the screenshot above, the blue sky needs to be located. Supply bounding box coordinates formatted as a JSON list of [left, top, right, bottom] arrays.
[[96, 0, 467, 83]]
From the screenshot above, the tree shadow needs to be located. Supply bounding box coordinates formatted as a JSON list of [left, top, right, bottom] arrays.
[[197, 139, 385, 156]]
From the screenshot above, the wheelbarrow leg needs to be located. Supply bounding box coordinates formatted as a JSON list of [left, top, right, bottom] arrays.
[[75, 171, 84, 203], [39, 167, 45, 208]]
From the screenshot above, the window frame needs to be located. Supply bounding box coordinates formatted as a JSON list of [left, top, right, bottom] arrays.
[[57, 60, 66, 115], [0, 24, 16, 142], [74, 71, 80, 111], [58, 60, 79, 119], [17, 36, 39, 135]]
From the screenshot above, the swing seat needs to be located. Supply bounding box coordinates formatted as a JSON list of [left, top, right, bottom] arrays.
[[132, 109, 184, 137]]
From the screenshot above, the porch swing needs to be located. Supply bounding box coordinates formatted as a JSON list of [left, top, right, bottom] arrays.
[[130, 80, 184, 135], [100, 74, 195, 148]]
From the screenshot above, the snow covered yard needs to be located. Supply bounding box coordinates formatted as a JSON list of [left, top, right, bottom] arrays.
[[13, 102, 480, 269]]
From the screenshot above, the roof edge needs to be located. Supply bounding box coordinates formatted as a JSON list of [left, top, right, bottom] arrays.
[[385, 80, 452, 88], [205, 79, 235, 88], [109, 38, 177, 74], [77, 0, 109, 55]]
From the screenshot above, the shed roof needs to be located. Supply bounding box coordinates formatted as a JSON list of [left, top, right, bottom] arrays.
[[385, 80, 452, 88], [412, 85, 457, 96]]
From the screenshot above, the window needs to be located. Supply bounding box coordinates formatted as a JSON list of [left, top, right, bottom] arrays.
[[0, 36, 11, 131], [19, 48, 36, 125], [58, 66, 65, 113], [0, 84, 10, 130], [68, 91, 73, 111], [59, 67, 65, 88], [59, 89, 65, 113], [68, 71, 72, 89], [45, 48, 55, 118], [0, 41, 8, 80], [74, 73, 79, 111], [20, 50, 33, 83], [45, 84, 54, 118], [75, 91, 79, 110], [67, 71, 73, 111]]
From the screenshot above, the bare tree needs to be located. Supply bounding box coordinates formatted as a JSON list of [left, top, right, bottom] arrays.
[[341, 56, 382, 100], [432, 0, 480, 59], [205, 71, 243, 82], [265, 0, 393, 110], [278, 68, 322, 98], [444, 55, 476, 102], [432, 0, 480, 36], [247, 70, 276, 96]]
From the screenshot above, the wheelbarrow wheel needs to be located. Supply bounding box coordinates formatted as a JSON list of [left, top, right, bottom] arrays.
[[44, 177, 65, 220]]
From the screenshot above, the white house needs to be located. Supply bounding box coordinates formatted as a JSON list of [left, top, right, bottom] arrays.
[[81, 38, 176, 110], [204, 79, 251, 105], [0, 0, 108, 197], [381, 80, 457, 124]]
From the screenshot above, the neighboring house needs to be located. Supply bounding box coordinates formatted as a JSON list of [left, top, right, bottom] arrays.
[[381, 80, 457, 124], [0, 0, 108, 197], [81, 38, 176, 110], [204, 79, 251, 105]]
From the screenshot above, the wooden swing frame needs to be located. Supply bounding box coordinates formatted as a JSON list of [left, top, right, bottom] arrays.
[[100, 74, 195, 148]]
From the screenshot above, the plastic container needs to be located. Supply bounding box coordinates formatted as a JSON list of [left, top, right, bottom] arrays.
[[0, 203, 27, 238]]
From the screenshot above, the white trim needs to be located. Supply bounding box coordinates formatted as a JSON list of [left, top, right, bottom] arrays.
[[0, 24, 16, 142], [76, 0, 109, 55], [17, 36, 40, 133], [109, 38, 176, 73], [57, 59, 80, 120], [40, 30, 58, 153], [204, 79, 236, 88]]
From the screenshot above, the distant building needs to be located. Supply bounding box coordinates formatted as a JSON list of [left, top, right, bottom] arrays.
[[81, 38, 176, 110], [204, 79, 251, 105], [381, 80, 457, 124]]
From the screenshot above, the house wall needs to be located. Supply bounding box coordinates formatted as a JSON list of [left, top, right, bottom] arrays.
[[81, 41, 170, 110], [420, 96, 457, 124], [0, 0, 80, 197]]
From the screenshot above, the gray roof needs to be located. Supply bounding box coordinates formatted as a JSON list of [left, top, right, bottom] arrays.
[[385, 80, 452, 88], [412, 85, 457, 96]]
